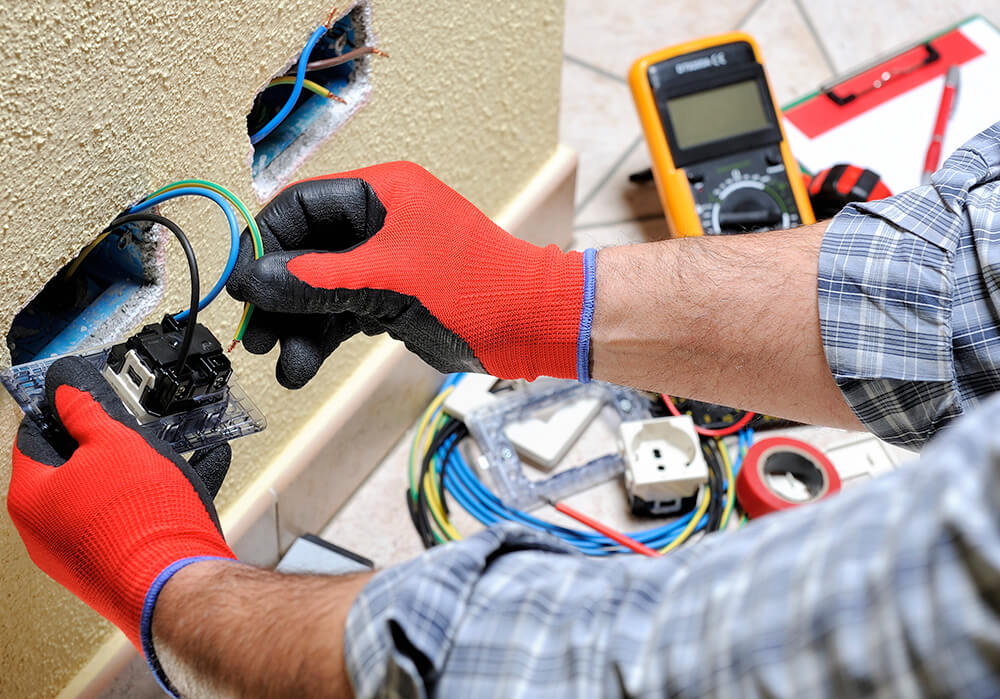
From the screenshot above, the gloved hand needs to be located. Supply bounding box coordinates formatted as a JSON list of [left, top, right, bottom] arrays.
[[226, 161, 597, 388], [7, 356, 236, 671]]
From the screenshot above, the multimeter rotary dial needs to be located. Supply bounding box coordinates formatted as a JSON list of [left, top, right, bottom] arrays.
[[709, 172, 789, 234], [690, 157, 804, 235]]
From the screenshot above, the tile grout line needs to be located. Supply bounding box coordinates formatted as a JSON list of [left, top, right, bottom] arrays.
[[563, 53, 628, 84], [734, 0, 769, 29], [791, 0, 838, 73], [574, 135, 644, 218]]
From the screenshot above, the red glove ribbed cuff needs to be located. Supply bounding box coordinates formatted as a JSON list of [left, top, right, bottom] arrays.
[[465, 244, 585, 380]]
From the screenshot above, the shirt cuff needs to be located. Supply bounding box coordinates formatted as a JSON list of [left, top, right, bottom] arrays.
[[818, 123, 1000, 451], [343, 524, 577, 698], [818, 192, 964, 450], [818, 187, 967, 450]]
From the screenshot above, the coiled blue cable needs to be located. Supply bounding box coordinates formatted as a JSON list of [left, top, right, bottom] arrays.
[[129, 188, 240, 320], [433, 374, 748, 555], [438, 441, 708, 554], [250, 25, 328, 145], [435, 374, 693, 553]]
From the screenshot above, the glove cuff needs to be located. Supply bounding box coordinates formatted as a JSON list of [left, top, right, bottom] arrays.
[[140, 555, 239, 698], [485, 245, 596, 382], [576, 248, 597, 382]]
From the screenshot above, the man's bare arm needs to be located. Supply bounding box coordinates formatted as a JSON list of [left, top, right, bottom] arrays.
[[152, 559, 373, 698], [591, 222, 863, 429]]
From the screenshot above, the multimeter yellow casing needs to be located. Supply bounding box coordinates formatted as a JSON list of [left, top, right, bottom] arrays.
[[629, 32, 814, 237]]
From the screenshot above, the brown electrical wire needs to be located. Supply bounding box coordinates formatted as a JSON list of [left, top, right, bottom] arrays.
[[306, 46, 388, 71]]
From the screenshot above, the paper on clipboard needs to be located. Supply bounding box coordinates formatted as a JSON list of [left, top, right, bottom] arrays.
[[782, 16, 1000, 193]]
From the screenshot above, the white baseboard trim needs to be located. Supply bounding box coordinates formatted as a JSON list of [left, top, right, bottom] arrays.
[[64, 143, 578, 699]]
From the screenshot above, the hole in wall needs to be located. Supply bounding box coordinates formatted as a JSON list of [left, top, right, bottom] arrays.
[[248, 2, 376, 201], [7, 219, 166, 365]]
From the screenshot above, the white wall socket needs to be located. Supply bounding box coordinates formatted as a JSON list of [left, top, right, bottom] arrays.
[[619, 415, 707, 503]]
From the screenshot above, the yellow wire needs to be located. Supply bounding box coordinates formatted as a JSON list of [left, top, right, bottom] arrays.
[[141, 180, 263, 347], [64, 231, 112, 278], [267, 76, 340, 100], [424, 457, 462, 541], [425, 458, 461, 541], [660, 484, 711, 554], [716, 438, 736, 530], [420, 411, 462, 541], [234, 303, 253, 339], [409, 388, 453, 497]]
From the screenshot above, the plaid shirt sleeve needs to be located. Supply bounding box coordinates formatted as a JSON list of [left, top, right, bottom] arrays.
[[818, 121, 1000, 449], [345, 390, 1000, 698], [341, 123, 1000, 698]]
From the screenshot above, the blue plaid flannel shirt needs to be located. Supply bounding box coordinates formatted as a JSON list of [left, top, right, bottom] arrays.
[[344, 123, 1000, 698]]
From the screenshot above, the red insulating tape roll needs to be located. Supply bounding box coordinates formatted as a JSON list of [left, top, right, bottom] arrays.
[[735, 437, 840, 519]]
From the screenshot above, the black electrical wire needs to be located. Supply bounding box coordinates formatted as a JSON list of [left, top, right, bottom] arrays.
[[709, 443, 726, 531], [405, 488, 434, 549], [702, 440, 726, 532], [436, 422, 469, 516], [417, 419, 465, 547], [409, 418, 466, 549], [101, 213, 199, 368]]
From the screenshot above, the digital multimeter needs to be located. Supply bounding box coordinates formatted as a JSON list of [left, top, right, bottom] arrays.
[[629, 32, 815, 237]]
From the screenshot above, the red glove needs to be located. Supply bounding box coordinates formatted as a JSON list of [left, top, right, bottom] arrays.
[[7, 356, 235, 687], [226, 161, 597, 388]]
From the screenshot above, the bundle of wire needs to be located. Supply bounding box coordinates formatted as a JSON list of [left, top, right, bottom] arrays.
[[407, 374, 753, 556], [252, 17, 388, 145], [97, 213, 200, 367], [120, 180, 263, 349]]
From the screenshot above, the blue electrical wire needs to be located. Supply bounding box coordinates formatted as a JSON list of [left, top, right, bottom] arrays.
[[439, 441, 709, 555], [129, 188, 240, 321], [432, 374, 748, 555], [435, 374, 700, 553], [250, 25, 328, 145]]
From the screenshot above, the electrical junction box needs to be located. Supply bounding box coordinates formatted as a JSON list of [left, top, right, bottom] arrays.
[[619, 415, 708, 516]]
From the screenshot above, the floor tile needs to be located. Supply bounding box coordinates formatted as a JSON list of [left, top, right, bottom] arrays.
[[798, 1, 1000, 74], [742, 0, 834, 105], [322, 428, 439, 568], [229, 491, 280, 568], [559, 60, 641, 211], [574, 136, 664, 227], [571, 215, 670, 251], [97, 655, 160, 698], [563, 0, 760, 78]]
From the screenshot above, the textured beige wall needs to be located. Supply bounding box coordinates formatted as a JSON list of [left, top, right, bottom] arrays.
[[0, 0, 564, 695]]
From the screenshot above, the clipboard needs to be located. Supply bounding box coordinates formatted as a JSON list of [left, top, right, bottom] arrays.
[[782, 15, 1000, 193]]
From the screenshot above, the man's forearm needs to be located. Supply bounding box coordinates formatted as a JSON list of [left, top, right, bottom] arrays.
[[152, 560, 373, 698], [591, 222, 863, 429]]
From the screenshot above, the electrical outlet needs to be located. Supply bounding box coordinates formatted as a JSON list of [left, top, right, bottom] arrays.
[[443, 375, 603, 470], [619, 415, 708, 516]]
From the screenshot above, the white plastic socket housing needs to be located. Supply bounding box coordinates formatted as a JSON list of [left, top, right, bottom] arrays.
[[443, 374, 500, 421], [619, 415, 707, 503], [443, 375, 603, 469]]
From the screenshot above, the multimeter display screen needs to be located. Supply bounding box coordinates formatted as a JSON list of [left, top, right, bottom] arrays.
[[666, 80, 770, 149]]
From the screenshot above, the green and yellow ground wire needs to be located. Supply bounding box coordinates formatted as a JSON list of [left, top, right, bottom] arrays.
[[142, 180, 263, 349], [408, 388, 458, 544]]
